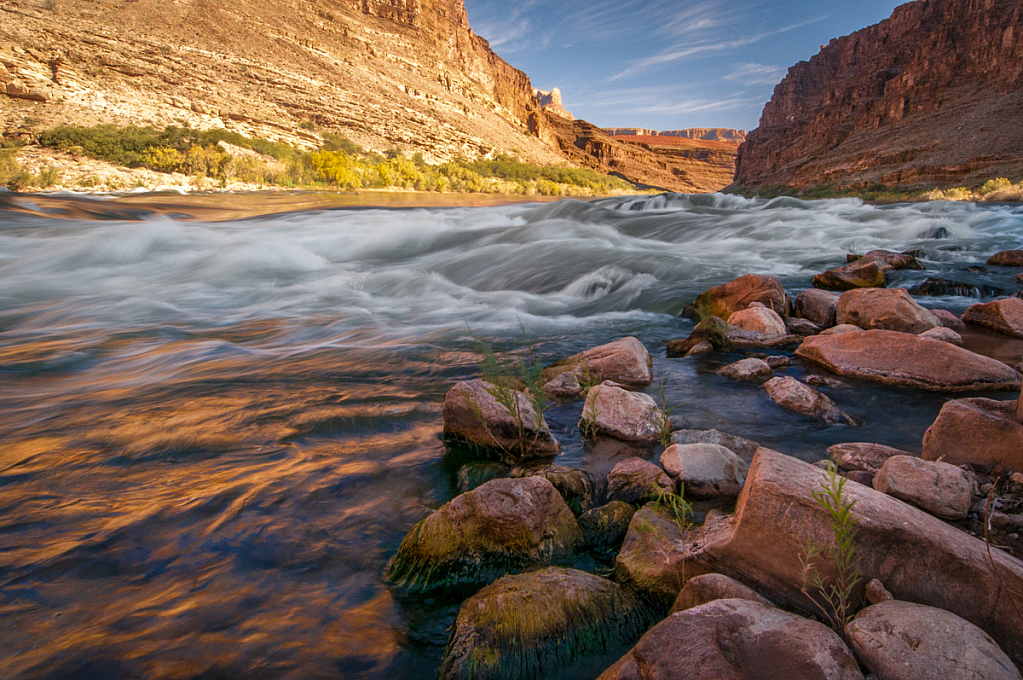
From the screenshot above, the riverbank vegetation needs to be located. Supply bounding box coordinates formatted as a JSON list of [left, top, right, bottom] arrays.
[[729, 177, 1023, 203], [1, 124, 637, 196]]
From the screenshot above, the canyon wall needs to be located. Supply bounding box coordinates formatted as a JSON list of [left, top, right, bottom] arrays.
[[734, 0, 1023, 190], [0, 0, 561, 163], [604, 128, 746, 142]]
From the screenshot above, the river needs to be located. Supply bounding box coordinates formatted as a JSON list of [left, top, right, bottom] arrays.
[[1, 190, 1021, 679]]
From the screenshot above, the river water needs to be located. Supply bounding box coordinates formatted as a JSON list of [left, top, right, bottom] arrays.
[[1, 191, 1022, 679]]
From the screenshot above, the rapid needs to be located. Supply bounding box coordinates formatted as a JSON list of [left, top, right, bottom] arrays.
[[1, 191, 1021, 679]]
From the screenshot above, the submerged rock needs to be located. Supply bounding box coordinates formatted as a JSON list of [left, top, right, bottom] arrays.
[[873, 455, 977, 520], [846, 601, 1022, 680], [909, 277, 1004, 298], [443, 379, 560, 461], [796, 330, 1022, 392], [660, 443, 748, 498], [795, 288, 840, 328], [440, 567, 657, 680], [580, 381, 664, 444], [670, 428, 761, 460], [605, 457, 675, 505], [763, 376, 858, 425], [670, 573, 773, 613], [717, 357, 773, 381], [508, 463, 601, 516], [962, 297, 1023, 337], [597, 599, 864, 680], [543, 336, 653, 391], [922, 397, 1023, 469], [385, 477, 581, 592], [579, 501, 636, 553], [682, 274, 787, 321], [457, 461, 510, 493], [835, 288, 939, 334], [828, 442, 916, 475], [675, 448, 1023, 667]]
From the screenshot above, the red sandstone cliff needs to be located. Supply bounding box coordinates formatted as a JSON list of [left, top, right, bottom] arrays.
[[733, 0, 1023, 191]]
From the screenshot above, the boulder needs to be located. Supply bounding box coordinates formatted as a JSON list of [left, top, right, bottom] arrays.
[[682, 274, 787, 321], [508, 463, 601, 516], [873, 455, 977, 520], [727, 306, 787, 337], [543, 371, 583, 400], [666, 316, 730, 357], [612, 503, 688, 606], [919, 326, 963, 345], [835, 288, 939, 334], [440, 568, 656, 680], [581, 381, 664, 444], [660, 443, 749, 498], [819, 323, 864, 336], [813, 259, 887, 291], [932, 308, 967, 331], [988, 250, 1023, 267], [443, 379, 560, 461], [674, 448, 1023, 667], [864, 578, 894, 604], [845, 600, 1022, 680], [795, 288, 840, 327], [796, 330, 1022, 392], [828, 442, 916, 474], [543, 337, 653, 390], [597, 599, 864, 680], [717, 357, 773, 381], [385, 476, 582, 592], [786, 316, 822, 336], [922, 397, 1023, 469], [859, 249, 925, 271], [962, 297, 1023, 337], [457, 461, 509, 493], [670, 573, 773, 613], [670, 429, 760, 460], [763, 376, 858, 425], [605, 457, 675, 505], [579, 501, 636, 552]]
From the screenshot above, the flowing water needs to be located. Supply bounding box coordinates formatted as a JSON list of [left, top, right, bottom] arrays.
[[1, 190, 1022, 679]]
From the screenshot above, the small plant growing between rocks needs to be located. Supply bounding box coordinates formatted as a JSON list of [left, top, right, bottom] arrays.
[[579, 399, 601, 440], [800, 460, 861, 633], [654, 378, 675, 448]]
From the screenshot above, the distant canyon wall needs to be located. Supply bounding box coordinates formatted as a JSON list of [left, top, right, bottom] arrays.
[[605, 128, 746, 142], [0, 0, 561, 163], [734, 0, 1023, 190]]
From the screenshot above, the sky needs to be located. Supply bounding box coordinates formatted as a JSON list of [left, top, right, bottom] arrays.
[[462, 0, 908, 132]]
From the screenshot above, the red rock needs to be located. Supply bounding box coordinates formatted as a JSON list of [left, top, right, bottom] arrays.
[[659, 443, 748, 499], [727, 306, 787, 337], [873, 455, 977, 520], [819, 323, 864, 336], [597, 599, 864, 680], [828, 442, 915, 474], [835, 288, 939, 334], [795, 288, 840, 327], [989, 250, 1023, 267], [443, 379, 560, 460], [859, 250, 925, 271], [795, 329, 1021, 392], [813, 260, 887, 291], [581, 381, 663, 444], [919, 326, 962, 345], [543, 336, 653, 390], [931, 308, 966, 332], [605, 457, 675, 505], [677, 448, 1023, 667], [763, 376, 857, 425], [962, 297, 1023, 338], [682, 274, 787, 321], [670, 573, 773, 613], [846, 601, 1021, 680], [922, 397, 1023, 469], [717, 358, 773, 381]]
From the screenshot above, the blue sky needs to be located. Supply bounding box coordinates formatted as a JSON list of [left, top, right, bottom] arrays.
[[462, 0, 907, 132]]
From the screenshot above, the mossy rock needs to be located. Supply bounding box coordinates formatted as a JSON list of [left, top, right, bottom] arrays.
[[612, 503, 687, 607], [666, 317, 732, 357], [579, 501, 635, 553], [439, 567, 658, 680], [508, 463, 603, 516], [457, 461, 509, 493], [385, 477, 582, 593]]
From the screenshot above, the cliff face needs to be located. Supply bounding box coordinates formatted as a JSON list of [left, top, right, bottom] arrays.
[[546, 116, 738, 193], [605, 128, 746, 143], [0, 0, 561, 163], [734, 0, 1023, 190]]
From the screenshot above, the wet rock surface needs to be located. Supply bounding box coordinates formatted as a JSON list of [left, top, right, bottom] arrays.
[[835, 288, 939, 334], [717, 357, 773, 381], [543, 337, 653, 391], [682, 274, 787, 321], [508, 463, 602, 516], [813, 259, 888, 291], [763, 376, 857, 425], [443, 379, 560, 460], [578, 501, 636, 553]]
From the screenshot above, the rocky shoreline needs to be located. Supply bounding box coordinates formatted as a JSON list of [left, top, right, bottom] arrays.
[[394, 248, 1023, 679]]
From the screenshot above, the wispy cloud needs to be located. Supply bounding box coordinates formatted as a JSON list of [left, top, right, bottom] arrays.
[[723, 62, 787, 86], [609, 15, 825, 80]]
